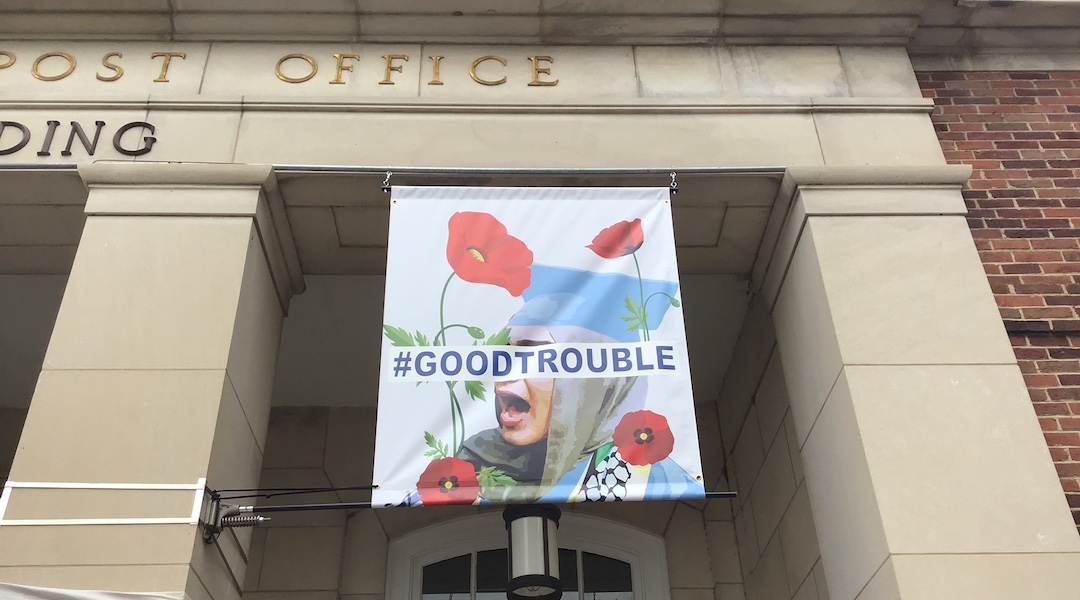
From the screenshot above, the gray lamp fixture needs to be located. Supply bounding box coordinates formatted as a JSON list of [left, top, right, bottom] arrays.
[[503, 504, 562, 600]]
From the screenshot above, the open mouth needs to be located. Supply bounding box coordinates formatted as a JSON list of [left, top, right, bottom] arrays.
[[497, 393, 531, 428]]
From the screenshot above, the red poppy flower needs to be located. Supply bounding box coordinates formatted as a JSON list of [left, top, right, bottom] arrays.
[[612, 410, 675, 466], [446, 212, 533, 297], [587, 219, 645, 259], [416, 458, 481, 506]]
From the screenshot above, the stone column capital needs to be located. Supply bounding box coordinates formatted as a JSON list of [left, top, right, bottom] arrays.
[[754, 165, 974, 307], [77, 161, 305, 310]]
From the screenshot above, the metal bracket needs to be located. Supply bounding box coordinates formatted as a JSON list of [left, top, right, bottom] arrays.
[[201, 492, 271, 544]]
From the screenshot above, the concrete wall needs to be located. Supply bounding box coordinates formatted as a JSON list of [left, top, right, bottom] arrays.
[[718, 299, 828, 600]]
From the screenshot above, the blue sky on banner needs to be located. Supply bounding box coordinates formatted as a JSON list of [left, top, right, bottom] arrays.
[[372, 187, 704, 507]]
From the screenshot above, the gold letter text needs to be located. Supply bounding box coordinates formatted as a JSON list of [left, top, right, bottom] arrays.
[[428, 55, 444, 85], [97, 52, 124, 82], [469, 55, 507, 86], [528, 56, 558, 87], [0, 51, 14, 70], [330, 53, 360, 84], [380, 54, 409, 85], [275, 53, 318, 83], [32, 52, 77, 81], [151, 51, 186, 82]]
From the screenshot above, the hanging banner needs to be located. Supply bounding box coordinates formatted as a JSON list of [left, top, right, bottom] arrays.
[[372, 187, 704, 507]]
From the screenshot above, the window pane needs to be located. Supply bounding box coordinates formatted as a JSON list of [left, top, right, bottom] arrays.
[[560, 548, 580, 600], [477, 548, 508, 595], [582, 552, 633, 600], [559, 548, 579, 591], [422, 554, 471, 600]]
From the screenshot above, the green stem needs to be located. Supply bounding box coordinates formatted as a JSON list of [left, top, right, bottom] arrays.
[[632, 253, 649, 342], [451, 389, 465, 456], [434, 323, 473, 342], [436, 272, 460, 454], [642, 291, 678, 315], [446, 383, 456, 456], [436, 272, 456, 346]]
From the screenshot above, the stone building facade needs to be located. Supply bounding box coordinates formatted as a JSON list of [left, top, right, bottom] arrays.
[[1, 3, 1080, 600]]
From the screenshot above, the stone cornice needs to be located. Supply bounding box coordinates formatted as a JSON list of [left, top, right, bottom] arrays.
[[3, 2, 1078, 50], [0, 97, 937, 115]]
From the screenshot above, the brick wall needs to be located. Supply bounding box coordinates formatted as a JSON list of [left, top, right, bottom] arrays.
[[918, 70, 1080, 531]]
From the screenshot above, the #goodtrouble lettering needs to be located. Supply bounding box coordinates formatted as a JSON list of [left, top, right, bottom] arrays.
[[386, 343, 679, 383]]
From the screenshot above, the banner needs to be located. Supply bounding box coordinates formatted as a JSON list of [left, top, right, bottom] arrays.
[[372, 187, 704, 507]]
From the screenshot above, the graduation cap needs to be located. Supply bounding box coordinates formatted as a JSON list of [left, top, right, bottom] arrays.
[[508, 264, 679, 343]]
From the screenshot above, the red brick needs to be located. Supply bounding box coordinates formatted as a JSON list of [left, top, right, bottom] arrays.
[[1050, 388, 1080, 401], [1035, 402, 1071, 416], [1012, 250, 1065, 261], [1057, 463, 1080, 478], [1060, 417, 1080, 430], [999, 295, 1046, 307], [1046, 431, 1080, 446], [1021, 307, 1074, 319], [1026, 374, 1061, 387]]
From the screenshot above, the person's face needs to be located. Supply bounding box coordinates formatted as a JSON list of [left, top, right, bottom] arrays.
[[494, 327, 555, 446]]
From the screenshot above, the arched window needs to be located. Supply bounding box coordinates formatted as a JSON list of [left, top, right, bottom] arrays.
[[386, 512, 670, 600]]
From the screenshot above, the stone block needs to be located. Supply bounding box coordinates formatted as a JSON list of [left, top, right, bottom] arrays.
[[839, 47, 920, 98], [733, 495, 759, 578], [846, 364, 1080, 554], [258, 526, 345, 591], [10, 369, 225, 483], [800, 371, 888, 600], [263, 407, 329, 470], [635, 47, 724, 98], [747, 532, 789, 600], [779, 483, 821, 596], [42, 215, 255, 370], [813, 113, 944, 166], [732, 405, 765, 494], [731, 46, 848, 98], [803, 215, 1016, 368], [749, 428, 797, 548], [753, 349, 789, 449], [706, 521, 742, 584], [339, 509, 389, 595], [665, 503, 715, 589]]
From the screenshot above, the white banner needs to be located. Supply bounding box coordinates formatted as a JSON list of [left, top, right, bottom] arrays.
[[372, 187, 704, 507]]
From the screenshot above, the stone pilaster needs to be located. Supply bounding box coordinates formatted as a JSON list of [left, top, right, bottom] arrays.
[[0, 163, 303, 600]]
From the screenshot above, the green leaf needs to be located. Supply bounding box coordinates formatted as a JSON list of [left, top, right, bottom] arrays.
[[383, 325, 415, 347], [465, 380, 486, 402], [620, 313, 637, 321], [624, 295, 639, 315], [477, 466, 517, 490], [594, 441, 615, 468], [423, 431, 449, 460], [415, 331, 430, 346], [627, 321, 642, 332], [486, 328, 511, 346], [467, 326, 485, 339], [669, 297, 681, 307]]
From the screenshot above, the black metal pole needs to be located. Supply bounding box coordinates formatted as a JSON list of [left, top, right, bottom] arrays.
[[242, 502, 372, 513]]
